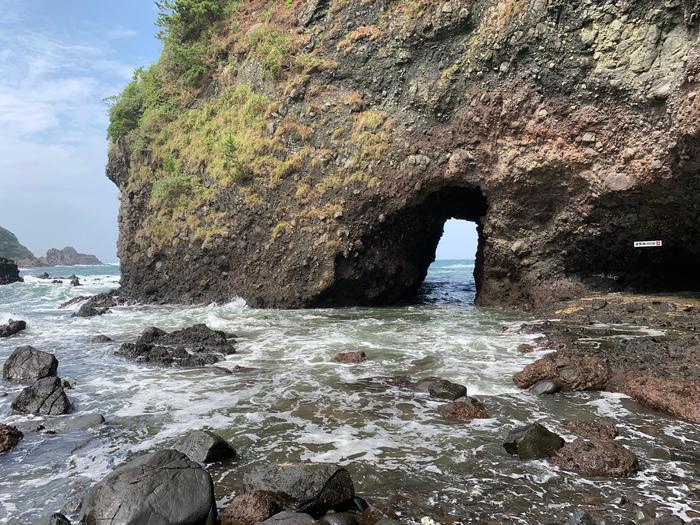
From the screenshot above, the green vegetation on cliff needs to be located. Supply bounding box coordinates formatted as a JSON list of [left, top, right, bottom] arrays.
[[0, 226, 35, 264]]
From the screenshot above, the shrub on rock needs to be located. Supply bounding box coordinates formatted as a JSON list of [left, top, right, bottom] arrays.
[[3, 346, 58, 383]]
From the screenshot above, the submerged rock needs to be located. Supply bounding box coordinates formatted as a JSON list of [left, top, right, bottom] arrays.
[[438, 397, 489, 422], [220, 491, 280, 525], [427, 379, 467, 400], [0, 423, 23, 453], [80, 449, 217, 525], [513, 353, 611, 391], [550, 437, 639, 477], [0, 319, 27, 338], [11, 377, 72, 416], [333, 351, 367, 363], [529, 380, 562, 396], [90, 335, 112, 343], [503, 423, 565, 460], [117, 324, 236, 367], [3, 346, 58, 383], [174, 430, 237, 463], [48, 413, 105, 432], [243, 463, 354, 517]]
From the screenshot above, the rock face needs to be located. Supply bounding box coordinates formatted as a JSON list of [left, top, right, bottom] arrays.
[[37, 247, 102, 266], [504, 423, 565, 460], [0, 319, 27, 337], [174, 430, 237, 463], [0, 257, 22, 285], [11, 377, 72, 416], [117, 324, 237, 367], [619, 373, 700, 424], [0, 423, 23, 453], [80, 449, 217, 525], [107, 0, 700, 309], [243, 463, 355, 517], [513, 352, 611, 391], [3, 346, 58, 384]]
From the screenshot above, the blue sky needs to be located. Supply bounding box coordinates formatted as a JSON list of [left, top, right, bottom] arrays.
[[0, 1, 476, 263]]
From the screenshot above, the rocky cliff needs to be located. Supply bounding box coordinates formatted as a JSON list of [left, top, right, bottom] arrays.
[[0, 258, 22, 285], [0, 226, 35, 267], [108, 0, 700, 309], [36, 247, 103, 267]]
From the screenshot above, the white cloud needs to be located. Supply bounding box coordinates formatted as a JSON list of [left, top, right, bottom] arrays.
[[108, 28, 138, 39]]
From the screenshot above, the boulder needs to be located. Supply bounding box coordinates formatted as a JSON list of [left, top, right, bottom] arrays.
[[259, 512, 316, 525], [427, 379, 467, 400], [333, 352, 367, 364], [3, 346, 58, 383], [0, 319, 27, 337], [220, 491, 280, 525], [0, 423, 23, 453], [620, 374, 700, 424], [243, 463, 354, 517], [0, 257, 22, 285], [550, 438, 639, 477], [34, 513, 71, 525], [516, 343, 535, 354], [529, 380, 562, 396], [80, 449, 217, 524], [562, 420, 618, 441], [70, 277, 81, 287], [117, 324, 236, 367], [11, 377, 72, 415], [513, 353, 611, 391], [71, 291, 118, 318], [319, 512, 360, 525], [174, 430, 237, 463], [503, 423, 565, 460], [48, 413, 105, 432], [438, 397, 489, 422], [90, 335, 112, 343]]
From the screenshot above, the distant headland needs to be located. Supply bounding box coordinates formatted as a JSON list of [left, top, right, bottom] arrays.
[[0, 226, 102, 267]]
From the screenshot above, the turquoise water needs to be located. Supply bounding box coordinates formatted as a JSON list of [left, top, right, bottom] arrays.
[[0, 262, 698, 523]]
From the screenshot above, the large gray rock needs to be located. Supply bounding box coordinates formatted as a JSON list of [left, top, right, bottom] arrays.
[[503, 423, 565, 460], [80, 449, 217, 525], [174, 430, 237, 463], [3, 346, 58, 383], [11, 377, 72, 415], [244, 463, 354, 517]]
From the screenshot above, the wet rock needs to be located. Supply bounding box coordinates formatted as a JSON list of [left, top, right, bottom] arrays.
[[260, 512, 316, 525], [427, 379, 467, 400], [591, 299, 608, 310], [174, 430, 237, 463], [562, 420, 618, 440], [529, 380, 562, 396], [117, 324, 236, 367], [351, 497, 369, 511], [48, 413, 105, 432], [3, 346, 58, 383], [620, 374, 700, 424], [503, 423, 565, 460], [244, 463, 354, 517], [0, 423, 23, 453], [70, 277, 81, 287], [319, 511, 359, 525], [361, 507, 399, 525], [71, 291, 118, 318], [0, 319, 27, 337], [221, 491, 280, 525], [0, 257, 22, 285], [653, 515, 685, 525], [550, 438, 638, 477], [517, 343, 535, 354], [565, 510, 595, 525], [298, 0, 330, 27], [11, 377, 72, 415], [333, 351, 367, 364], [34, 513, 71, 525], [513, 353, 611, 391], [80, 449, 217, 524], [90, 335, 112, 343], [438, 397, 489, 422]]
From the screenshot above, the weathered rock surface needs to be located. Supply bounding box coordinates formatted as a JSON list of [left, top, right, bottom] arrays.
[[427, 379, 467, 400], [0, 319, 27, 337], [0, 423, 23, 453], [80, 449, 217, 525], [72, 291, 119, 318], [550, 438, 639, 477], [48, 413, 105, 433], [259, 512, 316, 525], [107, 0, 700, 310], [11, 377, 72, 416], [90, 335, 112, 343], [3, 346, 58, 384], [243, 463, 354, 517], [221, 491, 280, 525], [34, 512, 71, 525], [37, 247, 102, 267], [333, 351, 367, 364], [620, 373, 700, 424], [562, 420, 618, 441], [174, 430, 237, 463], [319, 512, 360, 525], [529, 380, 563, 396], [438, 397, 489, 422], [513, 352, 611, 391], [117, 324, 236, 367], [504, 423, 565, 460], [0, 257, 22, 285]]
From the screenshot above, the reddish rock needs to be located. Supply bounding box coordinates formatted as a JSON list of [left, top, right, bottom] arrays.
[[620, 374, 700, 424], [221, 491, 280, 525], [562, 420, 618, 441], [550, 438, 638, 477], [333, 351, 367, 364], [438, 397, 489, 422], [0, 423, 23, 453], [516, 343, 535, 354], [512, 352, 611, 391]]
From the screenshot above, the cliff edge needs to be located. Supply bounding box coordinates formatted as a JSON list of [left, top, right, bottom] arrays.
[[107, 0, 700, 309]]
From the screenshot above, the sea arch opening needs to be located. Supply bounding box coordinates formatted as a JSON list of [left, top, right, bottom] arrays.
[[318, 185, 489, 307]]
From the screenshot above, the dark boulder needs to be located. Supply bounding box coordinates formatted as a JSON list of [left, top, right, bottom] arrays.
[[319, 512, 360, 525], [70, 277, 81, 287], [333, 352, 367, 364], [117, 324, 236, 367], [0, 423, 23, 453], [427, 379, 467, 400], [550, 438, 639, 477], [38, 272, 51, 279], [220, 491, 280, 525], [174, 430, 237, 463], [0, 258, 22, 285], [438, 397, 489, 422], [90, 335, 112, 343], [80, 449, 217, 525], [71, 291, 119, 318], [3, 346, 58, 383], [243, 463, 354, 517], [259, 512, 316, 525], [504, 423, 565, 460], [34, 513, 71, 525], [11, 377, 72, 415], [529, 380, 562, 396], [0, 319, 27, 337]]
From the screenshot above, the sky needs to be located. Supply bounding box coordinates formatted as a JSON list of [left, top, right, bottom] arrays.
[[0, 1, 476, 264]]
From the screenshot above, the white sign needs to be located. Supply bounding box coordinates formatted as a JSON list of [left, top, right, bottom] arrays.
[[634, 240, 662, 248]]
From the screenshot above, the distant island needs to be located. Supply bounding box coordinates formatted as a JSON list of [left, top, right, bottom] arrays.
[[0, 226, 102, 267]]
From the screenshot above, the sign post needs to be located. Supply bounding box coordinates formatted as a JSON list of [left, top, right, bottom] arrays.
[[633, 240, 663, 248]]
